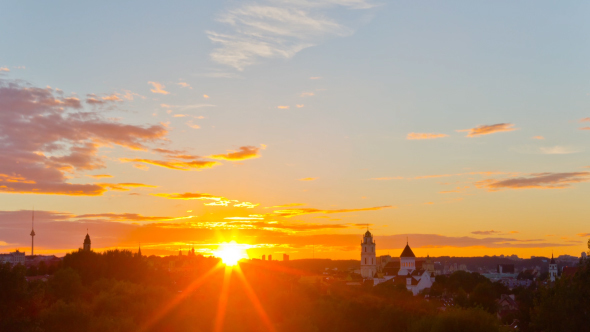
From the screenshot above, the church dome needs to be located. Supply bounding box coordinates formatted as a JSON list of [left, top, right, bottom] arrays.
[[84, 233, 91, 244], [400, 243, 415, 258]]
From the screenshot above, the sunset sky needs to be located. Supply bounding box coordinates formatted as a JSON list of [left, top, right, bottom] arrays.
[[1, 1, 589, 260]]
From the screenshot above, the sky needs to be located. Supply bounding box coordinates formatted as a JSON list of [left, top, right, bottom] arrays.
[[1, 0, 589, 260]]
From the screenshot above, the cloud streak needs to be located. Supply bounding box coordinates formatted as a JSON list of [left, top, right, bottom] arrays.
[[459, 123, 517, 137], [407, 132, 449, 140], [207, 0, 373, 70], [476, 172, 590, 191]]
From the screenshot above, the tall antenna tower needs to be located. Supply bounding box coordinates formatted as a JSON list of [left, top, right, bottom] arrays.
[[30, 208, 36, 256]]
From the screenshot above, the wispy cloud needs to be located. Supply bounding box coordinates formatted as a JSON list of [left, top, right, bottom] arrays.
[[148, 81, 169, 95], [0, 67, 10, 72], [299, 177, 318, 181], [472, 230, 502, 235], [540, 146, 582, 154], [476, 172, 590, 191], [207, 0, 373, 70], [458, 123, 517, 137], [177, 82, 192, 89], [210, 145, 266, 161], [271, 205, 394, 217], [121, 158, 220, 171], [153, 191, 258, 209], [407, 132, 449, 140], [532, 136, 544, 140]]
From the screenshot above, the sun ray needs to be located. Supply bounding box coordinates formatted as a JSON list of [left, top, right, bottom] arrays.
[[213, 265, 233, 332], [138, 262, 223, 332], [235, 266, 276, 332]]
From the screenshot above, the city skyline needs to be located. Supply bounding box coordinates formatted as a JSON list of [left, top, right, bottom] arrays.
[[1, 1, 590, 259]]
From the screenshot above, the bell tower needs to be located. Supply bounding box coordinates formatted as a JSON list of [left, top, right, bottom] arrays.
[[360, 228, 377, 279], [83, 230, 91, 251]]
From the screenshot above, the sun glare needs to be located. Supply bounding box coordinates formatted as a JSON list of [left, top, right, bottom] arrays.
[[214, 241, 248, 266]]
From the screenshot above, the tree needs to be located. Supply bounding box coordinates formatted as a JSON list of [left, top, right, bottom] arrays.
[[49, 268, 83, 302], [530, 259, 590, 331]]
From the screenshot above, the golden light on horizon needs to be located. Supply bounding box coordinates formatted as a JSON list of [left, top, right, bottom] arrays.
[[214, 241, 249, 266]]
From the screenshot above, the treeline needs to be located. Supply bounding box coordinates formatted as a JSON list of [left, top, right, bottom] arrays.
[[0, 249, 588, 332]]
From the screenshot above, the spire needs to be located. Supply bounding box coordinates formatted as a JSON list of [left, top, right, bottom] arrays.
[[138, 243, 142, 256]]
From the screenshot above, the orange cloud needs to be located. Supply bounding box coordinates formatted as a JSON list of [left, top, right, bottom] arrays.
[[0, 67, 9, 72], [152, 192, 227, 201], [0, 79, 167, 196], [277, 105, 289, 109], [579, 118, 590, 122], [580, 127, 590, 131], [532, 136, 544, 140], [153, 191, 258, 209], [459, 123, 517, 137], [370, 177, 404, 180], [296, 104, 304, 108], [265, 203, 306, 208], [148, 81, 169, 95], [299, 177, 318, 181], [102, 93, 122, 101], [407, 132, 449, 140], [177, 82, 192, 89], [300, 92, 314, 97], [577, 233, 590, 237], [98, 183, 158, 191], [309, 77, 321, 80], [87, 174, 113, 179], [210, 145, 265, 161], [203, 94, 209, 98], [121, 158, 221, 171], [75, 213, 190, 222], [272, 205, 394, 218], [476, 172, 590, 191]]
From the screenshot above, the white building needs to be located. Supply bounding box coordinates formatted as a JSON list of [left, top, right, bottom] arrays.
[[0, 250, 26, 265], [549, 253, 558, 282], [360, 230, 377, 279], [372, 239, 435, 295]]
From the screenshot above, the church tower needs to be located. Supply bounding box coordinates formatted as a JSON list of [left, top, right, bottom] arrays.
[[360, 229, 377, 279], [83, 232, 91, 251], [399, 239, 416, 275], [549, 253, 558, 282]]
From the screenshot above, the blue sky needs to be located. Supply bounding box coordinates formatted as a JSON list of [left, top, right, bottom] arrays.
[[0, 0, 589, 258]]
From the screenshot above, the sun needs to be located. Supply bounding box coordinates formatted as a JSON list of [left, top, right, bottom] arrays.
[[214, 241, 248, 266]]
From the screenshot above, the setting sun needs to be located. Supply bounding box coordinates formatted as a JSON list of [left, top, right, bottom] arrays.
[[214, 241, 249, 266]]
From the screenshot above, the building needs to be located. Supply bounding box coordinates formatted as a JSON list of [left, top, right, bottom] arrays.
[[423, 255, 435, 273], [83, 232, 91, 251], [371, 239, 435, 296], [283, 254, 289, 261], [360, 230, 377, 279], [0, 250, 26, 265], [549, 253, 558, 282], [497, 264, 515, 274]]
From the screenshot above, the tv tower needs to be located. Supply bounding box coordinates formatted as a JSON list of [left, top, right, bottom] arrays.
[[30, 209, 36, 256]]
